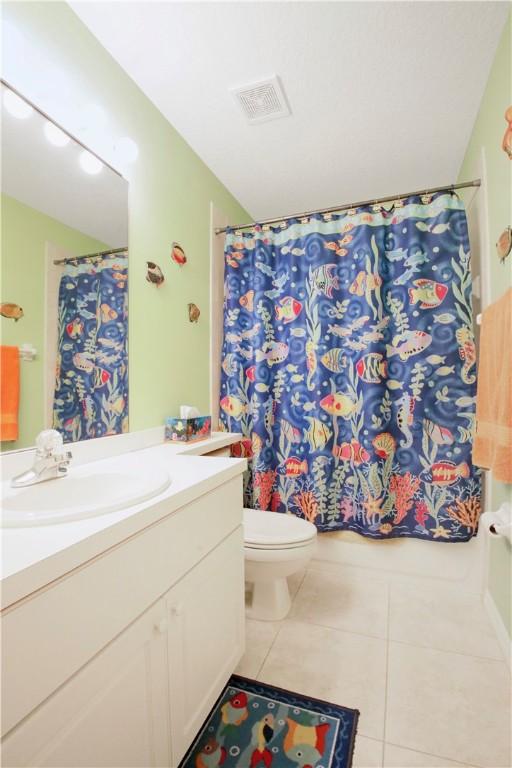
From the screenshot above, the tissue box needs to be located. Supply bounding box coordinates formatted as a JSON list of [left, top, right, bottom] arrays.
[[164, 416, 211, 443]]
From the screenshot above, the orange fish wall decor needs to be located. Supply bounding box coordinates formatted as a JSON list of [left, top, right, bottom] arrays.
[[171, 242, 187, 266], [502, 106, 512, 159], [188, 303, 201, 323], [496, 226, 512, 262], [0, 303, 24, 321]]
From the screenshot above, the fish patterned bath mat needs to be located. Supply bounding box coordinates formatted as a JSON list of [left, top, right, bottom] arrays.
[[178, 675, 359, 768]]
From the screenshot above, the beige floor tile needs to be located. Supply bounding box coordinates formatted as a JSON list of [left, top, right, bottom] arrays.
[[258, 619, 387, 741], [384, 743, 476, 767], [353, 736, 384, 767], [386, 642, 512, 767], [389, 583, 503, 660], [236, 619, 281, 679], [289, 568, 389, 638]]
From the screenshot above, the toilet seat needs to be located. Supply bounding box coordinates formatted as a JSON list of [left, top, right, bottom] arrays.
[[243, 508, 317, 550]]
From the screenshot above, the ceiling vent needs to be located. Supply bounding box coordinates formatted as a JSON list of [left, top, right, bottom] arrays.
[[231, 76, 290, 124]]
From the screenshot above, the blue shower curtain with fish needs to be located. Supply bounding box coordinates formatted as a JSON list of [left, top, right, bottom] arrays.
[[219, 192, 481, 541], [53, 254, 128, 442]]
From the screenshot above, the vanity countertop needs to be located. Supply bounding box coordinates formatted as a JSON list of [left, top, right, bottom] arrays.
[[1, 433, 246, 610]]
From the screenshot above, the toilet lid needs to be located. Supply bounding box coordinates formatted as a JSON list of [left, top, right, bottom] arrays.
[[243, 508, 317, 548]]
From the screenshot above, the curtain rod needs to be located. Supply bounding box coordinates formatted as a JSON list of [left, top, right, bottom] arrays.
[[215, 179, 481, 235], [53, 246, 128, 266]]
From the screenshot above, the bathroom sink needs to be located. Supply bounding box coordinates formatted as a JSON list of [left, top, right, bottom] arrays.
[[1, 461, 171, 527]]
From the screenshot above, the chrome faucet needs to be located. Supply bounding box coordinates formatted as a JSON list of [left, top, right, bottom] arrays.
[[11, 429, 72, 488]]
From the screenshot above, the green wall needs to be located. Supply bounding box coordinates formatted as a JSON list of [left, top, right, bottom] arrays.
[[459, 13, 511, 638], [0, 194, 109, 450], [2, 1, 249, 436]]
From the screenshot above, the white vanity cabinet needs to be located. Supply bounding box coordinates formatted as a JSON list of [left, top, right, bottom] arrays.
[[1, 599, 172, 767], [166, 528, 244, 765], [1, 474, 245, 768]]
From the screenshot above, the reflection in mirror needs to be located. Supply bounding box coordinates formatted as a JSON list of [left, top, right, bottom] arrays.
[[1, 83, 129, 450]]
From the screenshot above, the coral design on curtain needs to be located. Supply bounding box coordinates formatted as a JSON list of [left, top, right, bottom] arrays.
[[53, 254, 128, 442], [219, 192, 481, 541]]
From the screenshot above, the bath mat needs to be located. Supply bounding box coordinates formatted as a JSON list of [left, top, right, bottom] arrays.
[[178, 674, 359, 768]]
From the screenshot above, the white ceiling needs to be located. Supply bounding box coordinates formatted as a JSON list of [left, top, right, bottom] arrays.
[[1, 86, 128, 247], [70, 1, 509, 221]]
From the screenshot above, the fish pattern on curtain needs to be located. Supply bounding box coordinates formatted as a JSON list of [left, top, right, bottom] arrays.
[[219, 192, 481, 542], [53, 254, 128, 442]]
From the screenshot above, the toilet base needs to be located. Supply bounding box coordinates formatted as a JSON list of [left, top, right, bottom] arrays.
[[244, 538, 317, 622], [246, 577, 291, 621]]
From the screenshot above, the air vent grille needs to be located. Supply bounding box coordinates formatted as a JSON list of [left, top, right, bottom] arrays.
[[231, 76, 290, 124]]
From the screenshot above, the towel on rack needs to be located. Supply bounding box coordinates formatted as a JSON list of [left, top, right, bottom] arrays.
[[0, 345, 20, 442], [473, 288, 512, 482]]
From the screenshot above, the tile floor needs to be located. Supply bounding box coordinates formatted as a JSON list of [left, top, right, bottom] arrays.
[[237, 561, 511, 768]]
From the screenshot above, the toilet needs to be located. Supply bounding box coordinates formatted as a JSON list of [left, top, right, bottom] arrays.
[[201, 446, 317, 620], [243, 507, 317, 621]]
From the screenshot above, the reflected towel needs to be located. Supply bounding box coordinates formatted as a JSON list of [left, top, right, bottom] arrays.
[[473, 288, 512, 482], [0, 345, 20, 442]]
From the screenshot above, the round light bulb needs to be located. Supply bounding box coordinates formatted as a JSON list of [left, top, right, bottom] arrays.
[[79, 150, 103, 175], [44, 121, 70, 147], [3, 89, 33, 119], [113, 137, 139, 164]]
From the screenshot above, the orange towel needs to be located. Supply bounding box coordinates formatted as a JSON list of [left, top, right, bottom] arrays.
[[473, 288, 512, 482], [0, 345, 20, 442]]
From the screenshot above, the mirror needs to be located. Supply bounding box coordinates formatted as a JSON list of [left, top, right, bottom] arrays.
[[1, 83, 129, 450]]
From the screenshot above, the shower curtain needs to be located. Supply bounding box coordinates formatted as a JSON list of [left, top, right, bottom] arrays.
[[53, 253, 128, 442], [219, 192, 481, 542]]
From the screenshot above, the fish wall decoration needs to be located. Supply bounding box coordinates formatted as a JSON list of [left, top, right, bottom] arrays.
[[502, 106, 512, 159], [146, 262, 165, 286], [496, 226, 512, 262], [171, 242, 187, 266], [188, 303, 201, 323], [0, 303, 24, 321]]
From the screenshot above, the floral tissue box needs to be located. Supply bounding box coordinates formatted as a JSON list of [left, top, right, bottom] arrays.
[[164, 416, 211, 443]]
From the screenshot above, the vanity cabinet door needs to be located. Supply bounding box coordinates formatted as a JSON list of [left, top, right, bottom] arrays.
[[1, 600, 171, 768], [166, 526, 245, 766]]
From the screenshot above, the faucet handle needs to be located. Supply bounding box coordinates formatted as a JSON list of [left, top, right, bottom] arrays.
[[56, 452, 72, 476], [36, 429, 64, 457], [56, 450, 72, 466]]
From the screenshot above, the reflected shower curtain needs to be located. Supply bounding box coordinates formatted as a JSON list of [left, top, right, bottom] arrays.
[[219, 192, 481, 541], [53, 253, 128, 442]]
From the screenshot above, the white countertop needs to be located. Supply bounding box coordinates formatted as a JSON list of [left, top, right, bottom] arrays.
[[1, 433, 245, 610]]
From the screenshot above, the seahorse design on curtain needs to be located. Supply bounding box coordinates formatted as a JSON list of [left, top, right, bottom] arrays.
[[219, 192, 482, 542], [53, 254, 128, 442]]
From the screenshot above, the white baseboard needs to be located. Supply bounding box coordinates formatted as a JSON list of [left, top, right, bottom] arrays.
[[484, 589, 512, 671]]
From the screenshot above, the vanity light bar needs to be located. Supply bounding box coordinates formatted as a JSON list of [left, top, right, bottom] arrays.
[[0, 78, 123, 179]]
